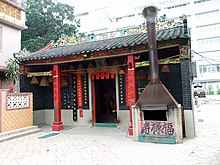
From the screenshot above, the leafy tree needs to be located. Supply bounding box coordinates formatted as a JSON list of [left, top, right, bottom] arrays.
[[22, 0, 80, 52], [5, 58, 20, 85]]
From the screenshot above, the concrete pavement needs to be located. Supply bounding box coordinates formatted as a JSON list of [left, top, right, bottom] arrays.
[[0, 103, 220, 165]]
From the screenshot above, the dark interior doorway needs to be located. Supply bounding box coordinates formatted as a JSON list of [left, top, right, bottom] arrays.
[[95, 78, 116, 123], [144, 110, 167, 121]]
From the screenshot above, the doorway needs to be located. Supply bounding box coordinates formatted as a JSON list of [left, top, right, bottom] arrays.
[[94, 78, 116, 123]]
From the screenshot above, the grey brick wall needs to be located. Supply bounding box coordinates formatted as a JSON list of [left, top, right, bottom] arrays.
[[20, 74, 53, 110], [136, 64, 183, 106], [180, 59, 192, 110]]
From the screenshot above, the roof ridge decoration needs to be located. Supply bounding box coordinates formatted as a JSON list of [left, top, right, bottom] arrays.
[[14, 15, 187, 59]]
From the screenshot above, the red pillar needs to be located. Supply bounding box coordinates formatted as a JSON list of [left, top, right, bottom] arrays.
[[127, 55, 137, 135], [92, 80, 96, 123], [52, 64, 64, 131]]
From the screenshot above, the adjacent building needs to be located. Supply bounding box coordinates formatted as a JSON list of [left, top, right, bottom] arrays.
[[0, 0, 26, 89], [73, 0, 220, 94]]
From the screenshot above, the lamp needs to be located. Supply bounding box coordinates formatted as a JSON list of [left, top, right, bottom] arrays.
[[88, 63, 95, 74], [77, 64, 84, 74], [69, 64, 75, 71], [39, 77, 49, 86], [49, 77, 54, 83], [101, 61, 108, 72], [109, 60, 119, 74], [30, 76, 39, 84], [147, 74, 151, 80], [161, 65, 170, 73], [119, 67, 125, 74], [61, 76, 67, 87], [137, 70, 147, 80]]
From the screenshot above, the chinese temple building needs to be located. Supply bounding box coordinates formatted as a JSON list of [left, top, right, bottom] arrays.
[[15, 15, 194, 139]]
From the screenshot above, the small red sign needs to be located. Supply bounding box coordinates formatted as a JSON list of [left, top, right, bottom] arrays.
[[79, 109, 83, 117]]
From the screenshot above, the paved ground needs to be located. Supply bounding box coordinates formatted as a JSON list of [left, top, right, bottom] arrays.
[[0, 103, 220, 165]]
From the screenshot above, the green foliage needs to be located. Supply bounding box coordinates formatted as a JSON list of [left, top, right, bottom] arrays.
[[5, 58, 20, 85], [21, 0, 80, 52], [217, 88, 220, 95], [207, 90, 214, 95], [206, 84, 214, 95]]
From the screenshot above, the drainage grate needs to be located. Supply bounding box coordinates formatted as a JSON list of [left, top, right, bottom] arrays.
[[37, 133, 59, 139]]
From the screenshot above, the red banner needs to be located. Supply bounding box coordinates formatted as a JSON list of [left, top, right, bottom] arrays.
[[126, 55, 136, 106], [126, 69, 136, 106], [77, 74, 83, 107]]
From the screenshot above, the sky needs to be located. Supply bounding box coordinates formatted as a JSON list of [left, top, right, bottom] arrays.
[[57, 0, 115, 13], [56, 0, 175, 14], [55, 0, 181, 33]]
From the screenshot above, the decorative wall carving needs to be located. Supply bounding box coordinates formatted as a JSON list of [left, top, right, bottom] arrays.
[[1, 90, 33, 133], [0, 1, 21, 20], [179, 45, 189, 59], [135, 58, 180, 67], [6, 93, 30, 110]]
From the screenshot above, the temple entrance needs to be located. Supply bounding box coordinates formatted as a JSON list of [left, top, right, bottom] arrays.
[[94, 78, 116, 123]]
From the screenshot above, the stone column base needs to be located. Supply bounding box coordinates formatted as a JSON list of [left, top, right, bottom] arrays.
[[52, 122, 64, 131], [128, 125, 133, 136], [184, 110, 195, 138]]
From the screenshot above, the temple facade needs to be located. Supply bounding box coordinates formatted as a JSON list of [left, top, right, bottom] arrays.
[[15, 16, 195, 138]]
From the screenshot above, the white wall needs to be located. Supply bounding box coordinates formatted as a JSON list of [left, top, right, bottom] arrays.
[[0, 23, 21, 67]]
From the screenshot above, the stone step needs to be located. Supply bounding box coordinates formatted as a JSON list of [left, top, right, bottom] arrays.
[[0, 126, 41, 143]]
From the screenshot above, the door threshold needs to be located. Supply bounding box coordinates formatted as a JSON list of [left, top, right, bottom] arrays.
[[94, 123, 117, 128]]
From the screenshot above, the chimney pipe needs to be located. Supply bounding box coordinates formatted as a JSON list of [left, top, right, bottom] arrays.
[[142, 6, 159, 84], [135, 6, 179, 109]]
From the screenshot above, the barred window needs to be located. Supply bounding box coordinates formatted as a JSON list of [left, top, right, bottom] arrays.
[[199, 64, 220, 75]]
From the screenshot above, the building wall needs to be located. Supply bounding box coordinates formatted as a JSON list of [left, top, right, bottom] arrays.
[[0, 0, 26, 90], [0, 0, 26, 67], [0, 23, 21, 67], [0, 90, 33, 133], [20, 75, 54, 110], [33, 108, 131, 131], [21, 73, 130, 130], [24, 61, 191, 133], [0, 0, 26, 27], [181, 59, 195, 138]]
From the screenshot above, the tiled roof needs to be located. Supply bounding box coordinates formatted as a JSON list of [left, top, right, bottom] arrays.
[[19, 26, 189, 62]]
